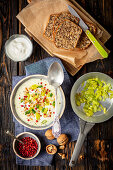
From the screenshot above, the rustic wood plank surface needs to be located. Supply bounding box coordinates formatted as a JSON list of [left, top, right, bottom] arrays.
[[0, 0, 113, 169]]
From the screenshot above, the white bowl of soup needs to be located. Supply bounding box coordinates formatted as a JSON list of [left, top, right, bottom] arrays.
[[10, 75, 65, 130]]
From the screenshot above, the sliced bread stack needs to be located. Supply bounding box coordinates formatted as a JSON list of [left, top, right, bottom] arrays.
[[44, 11, 96, 50]]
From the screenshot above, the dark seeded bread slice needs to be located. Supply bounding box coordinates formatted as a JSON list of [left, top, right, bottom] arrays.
[[53, 12, 79, 34], [54, 20, 82, 50], [44, 14, 58, 41], [77, 22, 97, 50]]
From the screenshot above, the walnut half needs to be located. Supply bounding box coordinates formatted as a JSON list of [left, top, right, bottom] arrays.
[[46, 144, 57, 155]]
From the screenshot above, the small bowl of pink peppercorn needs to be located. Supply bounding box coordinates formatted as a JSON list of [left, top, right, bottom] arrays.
[[13, 132, 41, 160]]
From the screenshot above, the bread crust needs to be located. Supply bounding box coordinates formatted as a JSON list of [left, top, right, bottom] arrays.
[[54, 19, 82, 50], [43, 14, 58, 41]]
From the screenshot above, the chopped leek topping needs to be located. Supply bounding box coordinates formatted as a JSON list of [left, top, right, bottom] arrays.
[[38, 85, 43, 88], [41, 120, 47, 125], [50, 93, 53, 97], [36, 112, 40, 120], [42, 107, 45, 113], [52, 101, 55, 107], [31, 108, 36, 114], [25, 110, 30, 115]]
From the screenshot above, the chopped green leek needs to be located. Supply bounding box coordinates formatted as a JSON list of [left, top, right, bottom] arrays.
[[36, 112, 40, 120], [52, 101, 55, 107], [42, 108, 45, 113], [20, 99, 24, 103], [31, 109, 36, 114], [75, 78, 113, 116], [25, 110, 31, 115], [50, 93, 53, 97], [41, 120, 47, 125], [38, 85, 43, 88]]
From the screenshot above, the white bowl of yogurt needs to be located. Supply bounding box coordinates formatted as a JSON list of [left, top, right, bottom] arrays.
[[5, 34, 33, 62]]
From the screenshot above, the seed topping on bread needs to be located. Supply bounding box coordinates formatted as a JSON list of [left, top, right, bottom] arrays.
[[54, 20, 82, 50], [53, 12, 79, 34], [44, 14, 57, 41]]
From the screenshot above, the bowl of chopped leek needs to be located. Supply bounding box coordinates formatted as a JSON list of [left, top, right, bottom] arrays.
[[71, 72, 113, 123]]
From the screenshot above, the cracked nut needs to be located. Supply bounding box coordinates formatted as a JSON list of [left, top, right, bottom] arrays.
[[46, 144, 57, 155], [59, 145, 65, 150], [45, 129, 55, 140], [57, 134, 69, 145]]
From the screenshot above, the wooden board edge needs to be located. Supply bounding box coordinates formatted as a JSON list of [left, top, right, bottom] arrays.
[[68, 0, 111, 43]]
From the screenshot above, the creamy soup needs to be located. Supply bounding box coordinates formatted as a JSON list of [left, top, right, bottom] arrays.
[[15, 78, 62, 127]]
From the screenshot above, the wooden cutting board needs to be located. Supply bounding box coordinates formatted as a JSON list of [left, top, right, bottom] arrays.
[[26, 0, 111, 76]]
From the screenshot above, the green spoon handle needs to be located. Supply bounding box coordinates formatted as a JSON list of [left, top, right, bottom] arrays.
[[85, 30, 108, 58]]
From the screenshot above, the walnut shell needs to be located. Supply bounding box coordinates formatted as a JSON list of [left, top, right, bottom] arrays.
[[46, 144, 57, 155], [45, 129, 55, 140], [57, 134, 69, 145]]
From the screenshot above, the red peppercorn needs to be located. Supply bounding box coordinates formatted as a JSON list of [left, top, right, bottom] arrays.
[[17, 137, 38, 158], [24, 96, 27, 98]]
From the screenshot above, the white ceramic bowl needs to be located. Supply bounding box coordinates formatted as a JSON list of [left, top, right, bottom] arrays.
[[10, 75, 65, 130], [13, 132, 41, 160]]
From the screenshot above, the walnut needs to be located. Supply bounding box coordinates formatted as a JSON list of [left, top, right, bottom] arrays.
[[57, 134, 69, 145], [46, 144, 57, 155], [59, 145, 65, 150], [45, 129, 55, 140]]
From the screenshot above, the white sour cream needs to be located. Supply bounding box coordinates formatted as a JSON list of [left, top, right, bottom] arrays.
[[5, 35, 33, 61], [14, 78, 62, 127]]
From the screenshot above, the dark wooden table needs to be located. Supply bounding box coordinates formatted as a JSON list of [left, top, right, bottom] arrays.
[[0, 0, 113, 169]]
